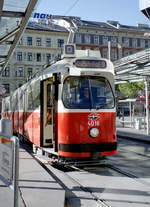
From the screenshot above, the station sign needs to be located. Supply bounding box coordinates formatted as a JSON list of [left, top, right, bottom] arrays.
[[33, 12, 52, 19], [32, 12, 72, 20]]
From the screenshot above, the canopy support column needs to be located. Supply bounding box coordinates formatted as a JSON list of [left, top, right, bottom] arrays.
[[145, 78, 149, 135]]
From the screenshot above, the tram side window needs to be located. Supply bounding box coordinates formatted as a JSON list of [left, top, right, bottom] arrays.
[[32, 80, 40, 110], [27, 86, 33, 110], [28, 92, 33, 110], [47, 84, 52, 108], [11, 96, 15, 112], [13, 93, 18, 112], [19, 91, 24, 111]]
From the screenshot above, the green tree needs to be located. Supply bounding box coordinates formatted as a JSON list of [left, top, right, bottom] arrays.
[[118, 82, 144, 98]]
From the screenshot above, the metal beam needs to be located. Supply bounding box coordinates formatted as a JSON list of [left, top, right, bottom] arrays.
[[115, 51, 150, 69], [0, 0, 4, 21], [0, 55, 7, 58], [1, 41, 13, 45], [0, 60, 5, 64], [0, 28, 20, 44], [2, 11, 25, 18]]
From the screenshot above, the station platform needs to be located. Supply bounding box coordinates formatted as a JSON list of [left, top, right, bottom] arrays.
[[0, 144, 65, 207], [116, 117, 150, 143]]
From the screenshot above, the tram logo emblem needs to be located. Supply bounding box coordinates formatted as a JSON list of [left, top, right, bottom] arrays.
[[88, 113, 100, 127], [88, 113, 99, 121]]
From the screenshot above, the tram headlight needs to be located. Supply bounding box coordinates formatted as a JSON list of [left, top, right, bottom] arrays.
[[89, 127, 99, 138]]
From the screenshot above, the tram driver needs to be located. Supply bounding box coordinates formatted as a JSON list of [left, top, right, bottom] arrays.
[[78, 87, 91, 108]]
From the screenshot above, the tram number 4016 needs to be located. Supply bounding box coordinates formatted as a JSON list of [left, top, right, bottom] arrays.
[[88, 120, 100, 127]]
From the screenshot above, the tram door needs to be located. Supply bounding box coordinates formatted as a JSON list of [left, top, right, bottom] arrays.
[[42, 79, 53, 146]]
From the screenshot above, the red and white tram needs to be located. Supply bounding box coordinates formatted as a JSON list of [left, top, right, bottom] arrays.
[[2, 45, 117, 163]]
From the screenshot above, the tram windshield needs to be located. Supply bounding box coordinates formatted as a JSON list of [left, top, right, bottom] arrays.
[[62, 76, 115, 109]]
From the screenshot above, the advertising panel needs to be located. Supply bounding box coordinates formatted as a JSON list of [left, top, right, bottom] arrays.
[[0, 137, 13, 185]]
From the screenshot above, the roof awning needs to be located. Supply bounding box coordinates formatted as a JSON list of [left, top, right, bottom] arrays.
[[0, 0, 38, 73], [139, 0, 150, 19], [114, 48, 150, 84]]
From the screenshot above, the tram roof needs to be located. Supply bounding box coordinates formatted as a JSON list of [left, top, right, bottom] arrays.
[[0, 0, 38, 74], [114, 48, 150, 84]]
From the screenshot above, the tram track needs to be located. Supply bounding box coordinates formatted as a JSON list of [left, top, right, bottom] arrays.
[[106, 163, 150, 187], [35, 157, 112, 207], [60, 161, 150, 207], [67, 159, 150, 191]]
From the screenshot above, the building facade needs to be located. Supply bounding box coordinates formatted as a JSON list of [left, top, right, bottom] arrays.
[[1, 17, 150, 96], [1, 21, 68, 95]]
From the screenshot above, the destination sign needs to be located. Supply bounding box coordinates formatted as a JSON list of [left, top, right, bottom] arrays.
[[75, 59, 107, 68]]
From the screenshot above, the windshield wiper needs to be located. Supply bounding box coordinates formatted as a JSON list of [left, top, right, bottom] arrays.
[[96, 104, 107, 110]]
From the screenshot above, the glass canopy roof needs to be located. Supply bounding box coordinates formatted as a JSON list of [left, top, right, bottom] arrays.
[[0, 0, 38, 73], [114, 48, 150, 84]]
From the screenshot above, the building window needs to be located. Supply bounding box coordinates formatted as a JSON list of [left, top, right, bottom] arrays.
[[37, 53, 41, 62], [27, 68, 32, 77], [122, 37, 129, 47], [57, 39, 64, 48], [27, 37, 32, 46], [102, 49, 108, 58], [46, 53, 51, 64], [3, 84, 10, 93], [36, 37, 42, 46], [111, 36, 117, 45], [141, 39, 145, 48], [145, 39, 150, 48], [17, 52, 22, 61], [75, 34, 82, 43], [84, 34, 91, 44], [93, 35, 99, 44], [16, 67, 23, 77], [18, 38, 23, 45], [111, 49, 117, 60], [27, 52, 32, 61], [137, 39, 141, 48], [102, 36, 108, 45], [2, 67, 10, 77], [46, 38, 51, 47], [123, 50, 130, 57], [132, 39, 137, 48]]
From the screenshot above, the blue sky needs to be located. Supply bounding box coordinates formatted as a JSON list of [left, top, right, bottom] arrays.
[[35, 0, 150, 26]]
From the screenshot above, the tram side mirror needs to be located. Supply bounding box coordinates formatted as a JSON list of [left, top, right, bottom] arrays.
[[52, 73, 61, 85]]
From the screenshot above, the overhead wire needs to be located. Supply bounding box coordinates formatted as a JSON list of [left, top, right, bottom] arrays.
[[64, 0, 80, 15]]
